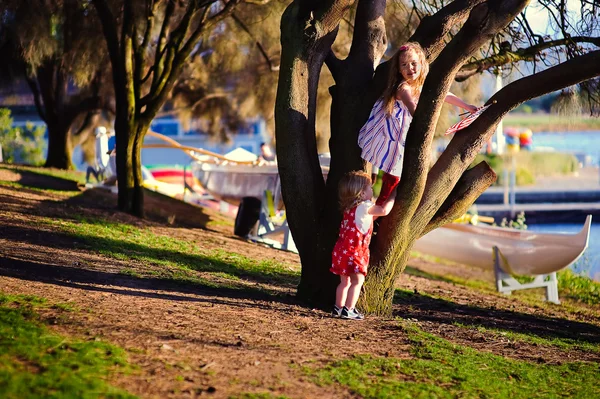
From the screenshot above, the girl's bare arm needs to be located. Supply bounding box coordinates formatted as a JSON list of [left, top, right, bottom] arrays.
[[445, 92, 478, 113], [397, 84, 417, 116], [369, 189, 397, 217]]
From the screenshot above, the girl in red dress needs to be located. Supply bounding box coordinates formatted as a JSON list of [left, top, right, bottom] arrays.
[[330, 171, 396, 320]]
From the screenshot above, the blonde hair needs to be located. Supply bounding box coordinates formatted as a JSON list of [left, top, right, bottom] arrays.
[[338, 171, 372, 211], [382, 42, 429, 116]]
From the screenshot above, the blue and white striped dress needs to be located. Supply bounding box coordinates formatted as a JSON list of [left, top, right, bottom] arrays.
[[358, 98, 412, 177]]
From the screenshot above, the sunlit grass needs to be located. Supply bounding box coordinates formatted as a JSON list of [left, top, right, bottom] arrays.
[[41, 216, 300, 292], [306, 321, 600, 399], [0, 293, 135, 399]]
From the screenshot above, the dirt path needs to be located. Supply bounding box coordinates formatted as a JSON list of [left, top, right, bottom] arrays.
[[1, 167, 599, 398]]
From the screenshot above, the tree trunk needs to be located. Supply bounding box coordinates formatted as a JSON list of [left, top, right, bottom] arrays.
[[275, 1, 353, 306], [44, 122, 74, 169]]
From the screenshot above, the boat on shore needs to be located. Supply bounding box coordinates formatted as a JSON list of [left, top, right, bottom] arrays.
[[413, 215, 592, 275]]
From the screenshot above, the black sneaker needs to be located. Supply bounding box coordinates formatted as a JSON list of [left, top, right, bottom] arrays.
[[341, 306, 364, 320], [332, 305, 342, 318]]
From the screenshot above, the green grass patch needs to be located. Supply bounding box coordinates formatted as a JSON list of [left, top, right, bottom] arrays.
[[231, 393, 290, 399], [307, 321, 600, 399], [0, 293, 135, 399], [557, 269, 600, 306], [474, 152, 579, 186], [42, 216, 300, 290], [455, 323, 600, 354], [504, 113, 600, 132], [2, 165, 86, 184]]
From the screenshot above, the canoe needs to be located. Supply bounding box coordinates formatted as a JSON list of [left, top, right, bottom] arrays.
[[413, 215, 592, 276]]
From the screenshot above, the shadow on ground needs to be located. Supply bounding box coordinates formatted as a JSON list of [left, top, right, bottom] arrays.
[[392, 289, 600, 346]]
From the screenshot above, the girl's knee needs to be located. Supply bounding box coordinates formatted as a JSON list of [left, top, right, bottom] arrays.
[[350, 273, 365, 285], [339, 275, 351, 287]]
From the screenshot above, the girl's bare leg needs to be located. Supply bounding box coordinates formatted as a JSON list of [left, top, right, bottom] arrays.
[[344, 273, 365, 309], [335, 275, 351, 308]]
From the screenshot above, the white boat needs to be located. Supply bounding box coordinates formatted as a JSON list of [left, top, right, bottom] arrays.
[[413, 215, 592, 276], [190, 151, 330, 206]]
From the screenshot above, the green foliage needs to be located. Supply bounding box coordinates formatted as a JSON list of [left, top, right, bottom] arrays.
[[475, 152, 579, 186], [503, 113, 600, 132], [307, 322, 600, 399], [498, 211, 528, 230], [0, 109, 46, 166], [0, 293, 135, 399], [557, 268, 600, 305]]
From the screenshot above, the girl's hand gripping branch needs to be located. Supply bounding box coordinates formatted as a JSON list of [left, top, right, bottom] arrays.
[[369, 188, 397, 218]]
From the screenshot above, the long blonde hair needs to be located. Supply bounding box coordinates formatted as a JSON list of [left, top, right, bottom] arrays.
[[338, 171, 371, 211], [382, 42, 429, 116]]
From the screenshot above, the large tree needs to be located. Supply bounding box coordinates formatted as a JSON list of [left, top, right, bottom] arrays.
[[0, 0, 109, 169], [275, 0, 600, 314], [91, 0, 271, 216]]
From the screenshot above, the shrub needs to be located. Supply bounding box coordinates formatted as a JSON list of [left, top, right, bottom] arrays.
[[0, 108, 46, 166]]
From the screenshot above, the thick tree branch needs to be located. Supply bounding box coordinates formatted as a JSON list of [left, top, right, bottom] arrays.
[[410, 0, 487, 60], [422, 161, 496, 236], [346, 0, 387, 73], [420, 50, 600, 237], [456, 36, 600, 81]]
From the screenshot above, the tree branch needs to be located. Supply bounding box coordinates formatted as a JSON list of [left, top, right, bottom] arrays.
[[418, 50, 600, 238], [456, 36, 600, 81], [393, 0, 529, 237], [232, 13, 279, 72], [24, 75, 47, 123], [422, 161, 496, 236]]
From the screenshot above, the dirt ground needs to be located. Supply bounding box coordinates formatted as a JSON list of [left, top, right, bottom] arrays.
[[1, 166, 599, 399]]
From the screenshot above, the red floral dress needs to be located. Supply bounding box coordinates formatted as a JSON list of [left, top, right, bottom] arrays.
[[330, 201, 373, 276]]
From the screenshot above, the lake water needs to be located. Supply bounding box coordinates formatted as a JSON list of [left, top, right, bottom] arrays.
[[528, 130, 600, 280], [533, 131, 600, 165], [528, 222, 600, 281]]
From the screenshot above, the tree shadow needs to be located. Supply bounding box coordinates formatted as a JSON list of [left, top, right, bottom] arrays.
[[392, 289, 600, 345], [0, 223, 299, 288], [0, 256, 300, 311]]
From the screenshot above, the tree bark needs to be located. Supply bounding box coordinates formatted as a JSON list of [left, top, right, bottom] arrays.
[[275, 0, 354, 305]]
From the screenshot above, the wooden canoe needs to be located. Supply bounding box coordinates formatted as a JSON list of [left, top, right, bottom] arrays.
[[413, 215, 592, 276]]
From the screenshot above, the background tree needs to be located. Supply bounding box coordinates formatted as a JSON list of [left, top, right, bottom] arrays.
[[0, 0, 109, 169], [91, 0, 274, 216], [274, 0, 600, 314]]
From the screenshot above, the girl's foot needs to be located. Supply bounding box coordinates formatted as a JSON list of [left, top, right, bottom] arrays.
[[341, 306, 364, 320], [331, 305, 343, 318]]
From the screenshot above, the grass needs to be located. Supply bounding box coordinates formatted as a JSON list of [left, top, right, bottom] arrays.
[[557, 269, 600, 305], [504, 113, 600, 132], [306, 321, 600, 399], [0, 293, 135, 399], [41, 216, 300, 291], [453, 323, 600, 354], [0, 164, 86, 184]]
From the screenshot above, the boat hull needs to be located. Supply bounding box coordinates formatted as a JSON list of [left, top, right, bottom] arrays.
[[413, 216, 592, 276], [191, 162, 281, 205]]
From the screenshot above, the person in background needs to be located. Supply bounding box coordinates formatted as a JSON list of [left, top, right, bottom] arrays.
[[330, 171, 396, 320], [103, 129, 118, 186], [86, 127, 109, 184], [259, 142, 276, 163]]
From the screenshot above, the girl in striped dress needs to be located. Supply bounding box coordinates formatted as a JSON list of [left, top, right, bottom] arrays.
[[358, 42, 478, 205]]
